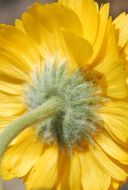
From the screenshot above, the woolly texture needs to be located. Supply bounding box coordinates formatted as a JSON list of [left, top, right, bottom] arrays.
[[25, 58, 100, 147]]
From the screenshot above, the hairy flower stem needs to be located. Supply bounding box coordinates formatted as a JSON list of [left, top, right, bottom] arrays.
[[0, 97, 62, 158]]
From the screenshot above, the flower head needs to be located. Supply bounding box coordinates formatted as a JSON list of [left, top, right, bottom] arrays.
[[0, 0, 128, 190]]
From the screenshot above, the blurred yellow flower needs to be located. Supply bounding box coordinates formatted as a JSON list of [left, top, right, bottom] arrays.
[[0, 0, 128, 190], [114, 12, 128, 84]]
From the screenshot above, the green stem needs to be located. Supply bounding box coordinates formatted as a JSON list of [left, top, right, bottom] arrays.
[[0, 97, 62, 158]]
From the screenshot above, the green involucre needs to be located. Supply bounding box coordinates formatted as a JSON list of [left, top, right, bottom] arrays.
[[25, 58, 101, 148]]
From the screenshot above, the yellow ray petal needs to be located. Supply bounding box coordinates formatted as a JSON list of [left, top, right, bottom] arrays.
[[59, 0, 98, 45], [97, 60, 127, 99], [99, 102, 128, 146], [0, 24, 40, 81], [121, 42, 128, 63], [29, 3, 82, 35], [0, 92, 25, 117], [15, 19, 25, 33], [111, 181, 120, 190], [0, 103, 26, 117], [27, 145, 59, 190], [104, 60, 127, 99], [21, 3, 82, 57], [113, 12, 128, 49], [95, 26, 128, 99], [62, 29, 93, 69], [1, 128, 43, 179], [69, 151, 81, 190], [79, 150, 111, 190], [0, 24, 40, 66], [95, 23, 118, 66], [89, 3, 110, 63], [0, 80, 23, 95], [56, 153, 70, 190], [113, 13, 128, 64], [95, 18, 118, 64], [59, 0, 110, 64], [95, 132, 128, 165], [0, 52, 30, 82], [89, 143, 127, 181], [0, 92, 20, 102], [57, 151, 81, 190]]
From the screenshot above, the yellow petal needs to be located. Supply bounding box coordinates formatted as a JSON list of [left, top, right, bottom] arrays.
[[0, 92, 21, 103], [1, 128, 43, 179], [97, 60, 127, 99], [0, 91, 21, 104], [95, 132, 128, 164], [15, 19, 26, 33], [0, 48, 31, 82], [113, 12, 128, 49], [79, 150, 111, 190], [89, 143, 127, 181], [69, 151, 81, 190], [121, 42, 128, 63], [21, 3, 82, 57], [0, 24, 40, 81], [27, 145, 59, 190], [99, 102, 128, 146], [56, 151, 81, 190], [59, 0, 98, 46], [62, 29, 93, 69], [0, 24, 40, 66], [0, 102, 25, 117], [113, 12, 128, 66], [95, 25, 128, 99], [96, 19, 119, 63], [89, 3, 110, 63], [111, 181, 120, 190], [0, 80, 23, 95], [60, 0, 110, 64], [56, 153, 70, 190]]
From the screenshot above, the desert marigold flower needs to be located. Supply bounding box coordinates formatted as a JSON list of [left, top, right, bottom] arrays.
[[0, 0, 128, 190]]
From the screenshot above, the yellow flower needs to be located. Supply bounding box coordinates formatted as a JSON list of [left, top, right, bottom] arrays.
[[0, 1, 128, 190]]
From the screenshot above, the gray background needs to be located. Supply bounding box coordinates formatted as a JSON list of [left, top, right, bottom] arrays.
[[0, 0, 128, 189]]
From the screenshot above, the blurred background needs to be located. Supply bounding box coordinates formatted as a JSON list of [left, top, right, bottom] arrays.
[[0, 0, 128, 189]]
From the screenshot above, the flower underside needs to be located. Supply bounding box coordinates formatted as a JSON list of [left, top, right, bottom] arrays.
[[25, 58, 101, 148]]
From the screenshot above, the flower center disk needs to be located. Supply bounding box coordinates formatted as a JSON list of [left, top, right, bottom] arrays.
[[25, 59, 100, 148]]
